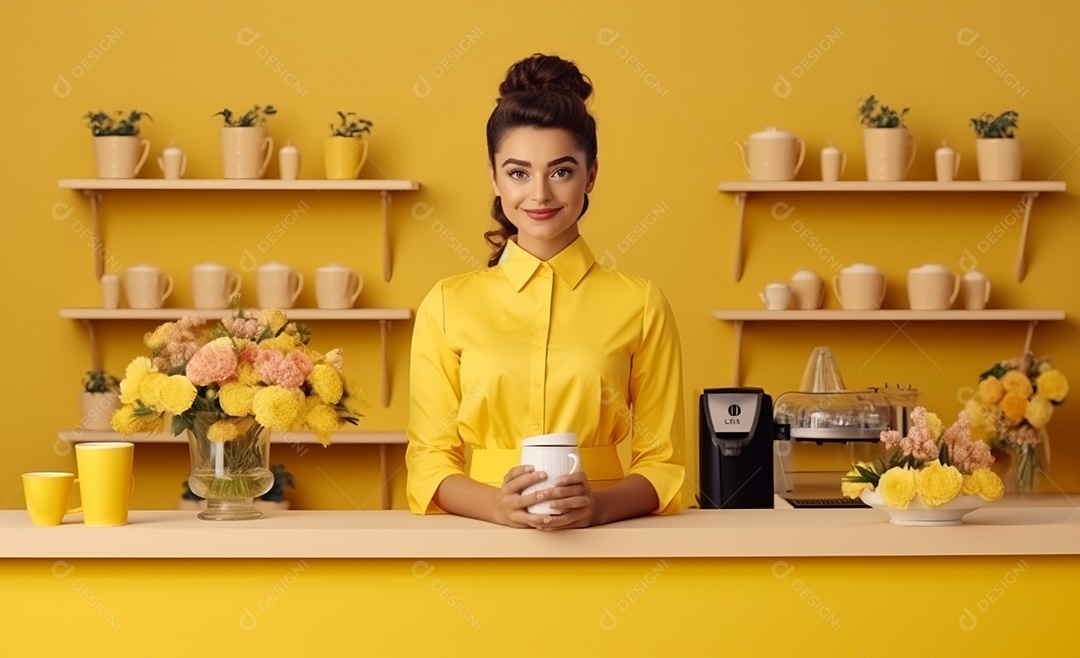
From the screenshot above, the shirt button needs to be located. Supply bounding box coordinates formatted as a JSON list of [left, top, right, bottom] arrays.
[[533, 381, 541, 390], [532, 422, 540, 430]]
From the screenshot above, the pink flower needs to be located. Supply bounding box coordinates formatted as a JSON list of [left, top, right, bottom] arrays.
[[253, 348, 313, 388], [186, 338, 239, 386], [222, 316, 264, 341], [942, 411, 994, 473]]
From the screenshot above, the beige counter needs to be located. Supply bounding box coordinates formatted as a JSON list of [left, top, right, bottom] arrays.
[[3, 495, 1077, 559]]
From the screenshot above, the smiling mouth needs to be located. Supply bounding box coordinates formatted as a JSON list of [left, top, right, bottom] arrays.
[[523, 208, 560, 220]]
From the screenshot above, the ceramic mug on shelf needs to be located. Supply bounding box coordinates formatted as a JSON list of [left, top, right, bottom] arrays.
[[820, 145, 847, 183], [22, 472, 81, 526], [93, 136, 151, 179], [221, 126, 273, 179], [74, 442, 135, 527], [256, 262, 303, 309], [789, 270, 825, 310], [191, 262, 241, 309], [935, 142, 961, 183], [833, 263, 886, 310], [315, 264, 363, 309], [736, 127, 806, 181], [124, 265, 173, 309], [907, 263, 959, 310], [100, 273, 121, 309], [759, 282, 792, 310], [279, 143, 301, 180], [520, 433, 580, 515], [961, 271, 992, 310]]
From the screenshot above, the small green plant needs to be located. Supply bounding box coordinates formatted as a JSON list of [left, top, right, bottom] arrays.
[[83, 110, 152, 136], [330, 111, 373, 138], [82, 370, 120, 393], [970, 110, 1019, 138], [857, 95, 909, 128], [213, 104, 277, 127]]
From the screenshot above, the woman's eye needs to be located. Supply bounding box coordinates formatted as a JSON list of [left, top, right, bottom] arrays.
[[508, 169, 527, 180], [552, 168, 572, 178]]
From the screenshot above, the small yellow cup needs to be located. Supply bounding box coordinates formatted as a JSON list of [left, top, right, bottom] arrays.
[[75, 442, 135, 526], [22, 472, 81, 526]]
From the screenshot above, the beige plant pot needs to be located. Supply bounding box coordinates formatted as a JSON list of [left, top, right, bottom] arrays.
[[93, 136, 150, 179], [324, 136, 369, 179], [976, 138, 1023, 181], [221, 126, 273, 179], [863, 127, 916, 181], [81, 391, 122, 431]]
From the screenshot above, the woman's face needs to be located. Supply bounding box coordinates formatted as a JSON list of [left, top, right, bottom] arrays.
[[490, 127, 597, 260]]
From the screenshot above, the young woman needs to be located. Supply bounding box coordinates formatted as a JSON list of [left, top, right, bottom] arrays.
[[406, 54, 684, 530]]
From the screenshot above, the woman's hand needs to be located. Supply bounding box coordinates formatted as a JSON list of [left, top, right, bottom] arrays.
[[494, 465, 553, 528], [531, 470, 595, 531]]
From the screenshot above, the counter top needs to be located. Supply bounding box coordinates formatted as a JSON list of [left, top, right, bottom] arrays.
[[3, 495, 1078, 559]]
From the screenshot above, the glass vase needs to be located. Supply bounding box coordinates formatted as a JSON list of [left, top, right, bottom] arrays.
[[1011, 436, 1050, 497], [186, 412, 273, 520]]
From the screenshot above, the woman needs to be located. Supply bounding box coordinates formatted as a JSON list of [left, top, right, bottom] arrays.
[[406, 53, 684, 530]]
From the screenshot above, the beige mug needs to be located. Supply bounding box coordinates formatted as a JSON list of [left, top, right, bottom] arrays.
[[192, 262, 241, 309], [124, 265, 173, 309], [315, 264, 362, 310], [93, 136, 150, 179], [820, 145, 847, 183], [221, 126, 273, 179], [789, 270, 825, 310], [74, 442, 135, 526], [759, 282, 791, 310], [158, 145, 188, 180], [279, 143, 300, 180], [961, 271, 992, 310], [520, 433, 580, 515], [256, 262, 303, 309], [864, 127, 916, 181], [833, 264, 886, 310], [22, 472, 81, 526], [100, 273, 121, 309], [907, 264, 959, 310]]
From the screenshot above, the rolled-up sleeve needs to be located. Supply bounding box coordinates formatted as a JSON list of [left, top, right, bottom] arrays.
[[627, 280, 685, 514], [406, 282, 466, 514]]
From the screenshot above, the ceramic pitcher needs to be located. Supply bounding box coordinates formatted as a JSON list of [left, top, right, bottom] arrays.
[[737, 127, 806, 181]]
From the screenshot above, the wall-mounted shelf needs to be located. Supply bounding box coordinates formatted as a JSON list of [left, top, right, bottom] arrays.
[[60, 307, 413, 408], [712, 308, 1066, 386], [59, 178, 421, 282], [716, 180, 1067, 283]]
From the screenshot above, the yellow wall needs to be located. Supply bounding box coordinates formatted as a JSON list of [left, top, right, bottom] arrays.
[[2, 0, 1078, 510]]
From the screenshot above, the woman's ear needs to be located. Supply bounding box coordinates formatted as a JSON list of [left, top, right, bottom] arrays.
[[489, 165, 500, 196], [585, 159, 599, 194]]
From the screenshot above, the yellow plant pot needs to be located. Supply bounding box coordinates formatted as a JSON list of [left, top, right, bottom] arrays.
[[324, 136, 369, 179]]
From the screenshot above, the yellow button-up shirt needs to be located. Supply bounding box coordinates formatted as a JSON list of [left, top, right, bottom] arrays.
[[406, 236, 684, 515]]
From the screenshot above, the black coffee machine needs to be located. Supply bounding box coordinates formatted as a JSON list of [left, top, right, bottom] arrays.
[[698, 387, 774, 509]]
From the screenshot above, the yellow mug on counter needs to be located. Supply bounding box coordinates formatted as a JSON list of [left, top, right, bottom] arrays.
[[22, 472, 81, 526], [75, 442, 135, 526]]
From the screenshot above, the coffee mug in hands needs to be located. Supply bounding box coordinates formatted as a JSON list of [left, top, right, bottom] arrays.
[[75, 442, 135, 526], [22, 472, 81, 526], [520, 433, 580, 515]]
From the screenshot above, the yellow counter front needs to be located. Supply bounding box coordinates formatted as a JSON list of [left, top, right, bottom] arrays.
[[2, 499, 1077, 656]]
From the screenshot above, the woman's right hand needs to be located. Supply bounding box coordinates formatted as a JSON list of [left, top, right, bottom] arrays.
[[496, 465, 550, 528]]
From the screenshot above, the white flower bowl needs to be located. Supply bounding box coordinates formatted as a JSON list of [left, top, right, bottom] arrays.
[[860, 489, 989, 526]]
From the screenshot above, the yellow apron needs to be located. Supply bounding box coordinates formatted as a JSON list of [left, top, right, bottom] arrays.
[[469, 446, 624, 490]]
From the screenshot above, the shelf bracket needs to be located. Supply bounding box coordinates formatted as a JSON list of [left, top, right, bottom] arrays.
[[379, 319, 392, 407], [1015, 191, 1038, 283], [732, 192, 747, 282], [79, 319, 102, 372], [731, 320, 744, 387], [380, 444, 390, 510], [381, 190, 393, 282], [83, 190, 104, 280], [1023, 320, 1040, 355]]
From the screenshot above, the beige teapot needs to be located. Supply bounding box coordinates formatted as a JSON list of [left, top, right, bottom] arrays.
[[737, 126, 806, 181]]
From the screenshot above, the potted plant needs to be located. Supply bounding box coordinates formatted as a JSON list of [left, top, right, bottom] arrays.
[[214, 104, 276, 179], [178, 464, 295, 511], [857, 95, 914, 181], [80, 370, 122, 431], [971, 110, 1022, 181], [325, 111, 373, 179], [83, 110, 152, 179]]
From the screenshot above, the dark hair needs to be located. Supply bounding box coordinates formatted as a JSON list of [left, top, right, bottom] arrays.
[[484, 54, 598, 266]]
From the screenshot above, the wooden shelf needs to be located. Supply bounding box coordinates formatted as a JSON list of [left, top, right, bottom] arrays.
[[717, 180, 1067, 282], [58, 429, 406, 445], [713, 308, 1066, 386]]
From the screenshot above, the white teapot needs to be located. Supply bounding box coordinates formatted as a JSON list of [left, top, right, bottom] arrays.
[[737, 127, 806, 181]]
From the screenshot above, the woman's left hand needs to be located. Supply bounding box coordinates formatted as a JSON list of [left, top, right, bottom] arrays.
[[531, 470, 596, 530]]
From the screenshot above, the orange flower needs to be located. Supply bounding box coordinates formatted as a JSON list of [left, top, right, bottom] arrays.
[[1000, 392, 1028, 423], [1000, 370, 1034, 398]]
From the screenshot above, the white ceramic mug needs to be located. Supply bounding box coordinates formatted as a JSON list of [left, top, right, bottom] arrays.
[[124, 265, 173, 309], [158, 145, 188, 180], [100, 273, 121, 309], [256, 262, 303, 309], [520, 433, 580, 515], [192, 263, 241, 309], [833, 264, 886, 310], [315, 264, 362, 309], [907, 264, 959, 310], [820, 145, 847, 182], [759, 282, 791, 310], [789, 270, 824, 310], [961, 271, 992, 310]]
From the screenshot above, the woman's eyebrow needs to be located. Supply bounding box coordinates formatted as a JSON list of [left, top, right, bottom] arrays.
[[500, 155, 580, 167]]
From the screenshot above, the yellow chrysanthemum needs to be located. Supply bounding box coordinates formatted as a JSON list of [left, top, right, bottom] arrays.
[[305, 403, 340, 446], [143, 322, 175, 352], [978, 376, 1006, 405], [1035, 369, 1069, 403], [1000, 370, 1034, 398], [308, 363, 344, 405], [139, 372, 169, 410], [965, 398, 997, 428], [259, 308, 288, 334], [300, 344, 325, 365], [925, 412, 944, 440], [110, 405, 164, 435], [235, 362, 260, 387], [1000, 392, 1028, 423], [219, 382, 257, 416], [252, 385, 303, 430], [160, 375, 197, 414], [259, 333, 299, 354], [915, 461, 963, 508], [119, 356, 156, 405], [1024, 394, 1054, 430], [207, 419, 246, 443], [842, 480, 870, 499], [961, 468, 1005, 501], [876, 467, 917, 510], [341, 383, 368, 416]]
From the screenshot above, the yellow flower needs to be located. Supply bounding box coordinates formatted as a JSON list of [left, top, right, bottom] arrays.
[[1000, 392, 1028, 423], [842, 480, 870, 499], [915, 461, 963, 508], [119, 356, 156, 405], [219, 382, 257, 416], [206, 418, 251, 443], [143, 322, 175, 352], [160, 375, 197, 414], [138, 372, 169, 409], [1035, 369, 1069, 403], [925, 412, 944, 440], [110, 405, 164, 434], [876, 467, 917, 509], [1024, 394, 1054, 429], [252, 385, 303, 430], [341, 383, 368, 416], [978, 376, 1006, 405], [1000, 370, 1034, 398], [308, 363, 344, 405], [305, 402, 340, 446], [961, 468, 1005, 501], [235, 362, 260, 387], [259, 308, 288, 333], [259, 333, 299, 354], [300, 344, 325, 365]]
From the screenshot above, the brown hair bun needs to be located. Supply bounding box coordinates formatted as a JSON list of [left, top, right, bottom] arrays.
[[498, 53, 593, 103]]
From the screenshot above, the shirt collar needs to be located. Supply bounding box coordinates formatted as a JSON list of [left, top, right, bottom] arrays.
[[499, 237, 596, 291]]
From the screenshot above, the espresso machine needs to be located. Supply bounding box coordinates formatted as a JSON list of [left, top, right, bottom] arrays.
[[698, 387, 775, 509]]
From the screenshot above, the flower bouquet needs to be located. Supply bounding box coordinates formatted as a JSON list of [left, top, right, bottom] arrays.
[[965, 353, 1068, 494], [843, 407, 1004, 522], [111, 306, 363, 519]]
